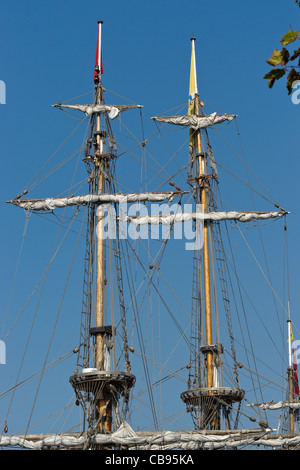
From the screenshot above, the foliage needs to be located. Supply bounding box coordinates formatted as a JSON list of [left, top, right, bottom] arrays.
[[264, 29, 300, 94], [264, 3, 300, 94]]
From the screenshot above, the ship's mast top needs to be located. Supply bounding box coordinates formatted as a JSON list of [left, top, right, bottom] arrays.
[[69, 21, 136, 437], [94, 20, 104, 90], [189, 36, 198, 99], [181, 36, 244, 430]]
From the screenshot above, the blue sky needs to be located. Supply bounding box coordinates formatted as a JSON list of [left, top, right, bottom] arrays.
[[0, 0, 299, 435]]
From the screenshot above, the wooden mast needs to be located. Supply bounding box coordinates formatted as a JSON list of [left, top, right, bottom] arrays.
[[195, 104, 213, 391], [191, 37, 214, 391], [96, 84, 104, 372], [94, 20, 112, 432], [67, 22, 135, 440], [181, 37, 244, 431]]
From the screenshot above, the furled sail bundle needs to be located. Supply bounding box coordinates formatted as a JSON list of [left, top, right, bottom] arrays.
[[249, 401, 300, 410], [151, 112, 236, 130], [53, 103, 142, 120], [2, 422, 300, 450], [7, 191, 182, 212], [120, 210, 287, 225]]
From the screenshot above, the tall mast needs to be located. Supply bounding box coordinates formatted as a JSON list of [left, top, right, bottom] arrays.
[[181, 36, 244, 430], [190, 37, 214, 391], [94, 20, 109, 431], [69, 22, 136, 442], [95, 20, 104, 372]]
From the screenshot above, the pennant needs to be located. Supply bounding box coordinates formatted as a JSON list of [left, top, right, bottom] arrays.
[[287, 322, 294, 342], [94, 21, 104, 84], [188, 37, 198, 161], [188, 37, 198, 115]]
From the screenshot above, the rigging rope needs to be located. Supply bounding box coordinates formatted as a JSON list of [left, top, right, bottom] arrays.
[[23, 209, 86, 440], [1, 211, 31, 338], [216, 119, 281, 207], [20, 119, 86, 195]]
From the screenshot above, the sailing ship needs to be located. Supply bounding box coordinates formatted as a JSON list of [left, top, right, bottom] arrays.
[[1, 21, 299, 450]]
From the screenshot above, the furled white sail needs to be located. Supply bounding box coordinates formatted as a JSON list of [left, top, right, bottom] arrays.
[[120, 210, 287, 225], [53, 103, 142, 120], [8, 192, 182, 212], [151, 112, 236, 130], [249, 401, 300, 410], [2, 423, 300, 450]]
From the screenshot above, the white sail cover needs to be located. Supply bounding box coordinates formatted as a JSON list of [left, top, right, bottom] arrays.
[[120, 210, 286, 225], [8, 192, 181, 212], [151, 112, 236, 130], [53, 103, 142, 120], [1, 422, 300, 449], [250, 401, 300, 410]]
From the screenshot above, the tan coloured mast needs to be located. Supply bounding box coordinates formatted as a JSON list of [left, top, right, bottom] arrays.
[[190, 37, 214, 391], [94, 20, 112, 432], [195, 100, 213, 391], [96, 82, 104, 371]]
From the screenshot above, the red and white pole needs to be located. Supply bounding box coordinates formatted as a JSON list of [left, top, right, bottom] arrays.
[[94, 20, 103, 84]]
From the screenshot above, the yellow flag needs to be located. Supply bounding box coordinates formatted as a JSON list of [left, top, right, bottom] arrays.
[[189, 37, 198, 160], [288, 321, 294, 343], [188, 39, 197, 115]]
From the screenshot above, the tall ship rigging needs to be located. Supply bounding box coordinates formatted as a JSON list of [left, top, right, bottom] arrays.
[[1, 21, 299, 450]]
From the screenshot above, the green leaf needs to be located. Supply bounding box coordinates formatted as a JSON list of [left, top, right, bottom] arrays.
[[266, 49, 283, 66], [281, 48, 290, 65], [287, 68, 300, 94], [263, 68, 286, 88], [264, 68, 286, 80], [281, 30, 300, 46], [290, 47, 300, 61], [268, 77, 276, 89]]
